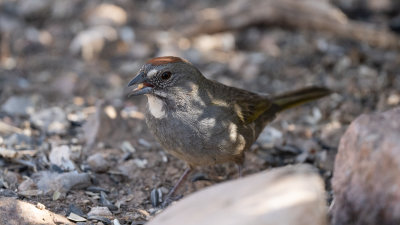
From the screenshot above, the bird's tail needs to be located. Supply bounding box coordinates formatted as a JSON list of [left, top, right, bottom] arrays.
[[271, 86, 332, 112]]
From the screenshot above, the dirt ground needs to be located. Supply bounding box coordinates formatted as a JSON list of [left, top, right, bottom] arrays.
[[1, 0, 400, 224]]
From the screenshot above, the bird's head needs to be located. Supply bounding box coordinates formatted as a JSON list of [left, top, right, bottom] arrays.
[[127, 56, 204, 98]]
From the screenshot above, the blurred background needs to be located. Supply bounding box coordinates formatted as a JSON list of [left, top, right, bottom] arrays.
[[1, 0, 400, 223]]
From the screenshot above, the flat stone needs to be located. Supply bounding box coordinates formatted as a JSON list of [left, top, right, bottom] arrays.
[[67, 212, 87, 222], [88, 206, 112, 217]]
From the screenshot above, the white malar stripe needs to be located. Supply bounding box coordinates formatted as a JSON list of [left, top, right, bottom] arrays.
[[147, 69, 158, 78], [228, 123, 238, 142], [147, 95, 166, 118]]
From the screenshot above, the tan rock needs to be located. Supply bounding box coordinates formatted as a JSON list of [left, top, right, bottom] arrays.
[[332, 107, 400, 225], [0, 197, 73, 225], [148, 164, 327, 225]]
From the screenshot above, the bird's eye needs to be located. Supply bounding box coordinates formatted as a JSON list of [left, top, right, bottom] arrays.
[[161, 71, 172, 80]]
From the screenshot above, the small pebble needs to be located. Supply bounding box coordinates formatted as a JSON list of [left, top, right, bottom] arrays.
[[49, 145, 75, 171], [150, 188, 163, 207], [88, 206, 113, 217], [133, 159, 148, 168], [87, 186, 109, 193], [30, 107, 69, 134], [120, 141, 136, 153], [88, 215, 112, 225], [36, 202, 45, 210], [87, 153, 110, 172], [138, 139, 152, 148], [130, 221, 146, 225], [100, 191, 118, 211], [67, 204, 85, 218], [67, 212, 87, 222]]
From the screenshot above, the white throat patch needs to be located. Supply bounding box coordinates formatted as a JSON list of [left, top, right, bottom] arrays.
[[146, 95, 166, 118]]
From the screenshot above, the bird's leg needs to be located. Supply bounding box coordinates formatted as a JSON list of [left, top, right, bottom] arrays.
[[162, 167, 192, 207], [234, 154, 245, 178], [236, 163, 243, 178]]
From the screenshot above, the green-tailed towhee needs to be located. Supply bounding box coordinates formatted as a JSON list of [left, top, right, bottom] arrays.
[[128, 56, 331, 205]]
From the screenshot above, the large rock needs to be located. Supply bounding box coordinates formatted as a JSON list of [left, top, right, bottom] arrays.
[[0, 197, 73, 225], [148, 164, 327, 225], [332, 107, 400, 225]]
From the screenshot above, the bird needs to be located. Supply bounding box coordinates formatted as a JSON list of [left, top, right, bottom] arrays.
[[127, 56, 331, 206]]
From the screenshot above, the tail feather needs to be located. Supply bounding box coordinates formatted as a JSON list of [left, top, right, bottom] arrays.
[[271, 86, 332, 112]]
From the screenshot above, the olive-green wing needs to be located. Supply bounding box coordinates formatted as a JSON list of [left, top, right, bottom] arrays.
[[234, 94, 273, 124], [209, 80, 274, 125]]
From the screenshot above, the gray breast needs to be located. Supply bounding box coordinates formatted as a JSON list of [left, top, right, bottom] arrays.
[[145, 103, 251, 166]]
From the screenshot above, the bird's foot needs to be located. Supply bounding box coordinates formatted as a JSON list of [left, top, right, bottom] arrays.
[[161, 194, 183, 208], [160, 167, 192, 208]]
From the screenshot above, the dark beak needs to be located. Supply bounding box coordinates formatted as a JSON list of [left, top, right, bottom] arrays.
[[127, 72, 154, 97]]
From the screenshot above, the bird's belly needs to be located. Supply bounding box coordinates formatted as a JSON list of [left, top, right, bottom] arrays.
[[146, 113, 249, 166]]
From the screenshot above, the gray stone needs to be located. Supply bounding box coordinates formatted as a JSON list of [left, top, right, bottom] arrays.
[[35, 171, 91, 194], [4, 133, 32, 149], [30, 107, 69, 134], [2, 96, 35, 116], [18, 0, 52, 18], [256, 126, 283, 148], [87, 153, 110, 173]]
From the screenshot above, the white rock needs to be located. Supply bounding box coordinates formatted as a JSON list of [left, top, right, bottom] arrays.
[[0, 197, 73, 224], [67, 212, 86, 222], [49, 145, 75, 171], [148, 164, 327, 225], [88, 206, 112, 217]]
